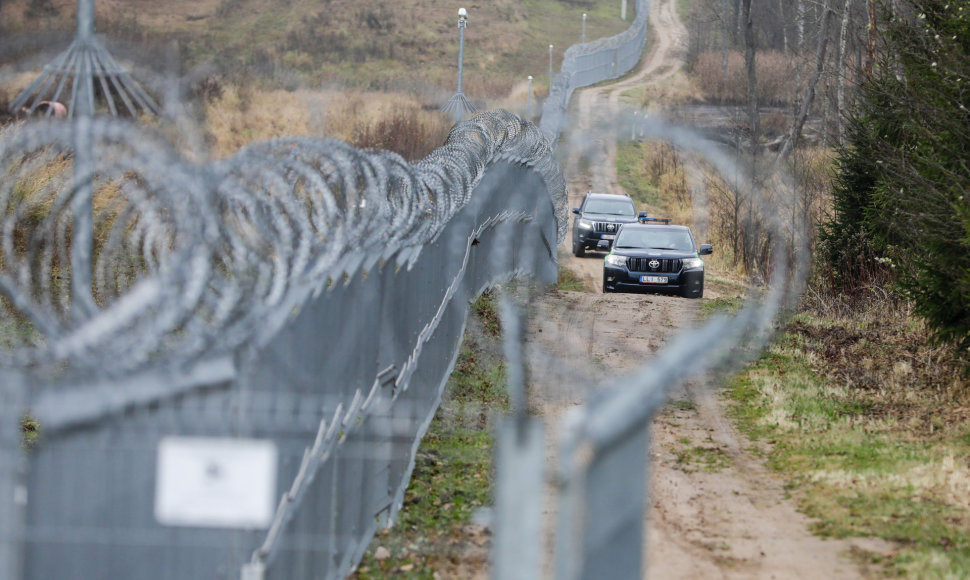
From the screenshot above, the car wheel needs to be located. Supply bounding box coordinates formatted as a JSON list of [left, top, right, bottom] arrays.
[[573, 241, 586, 258]]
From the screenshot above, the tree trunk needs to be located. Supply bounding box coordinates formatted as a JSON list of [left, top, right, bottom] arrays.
[[735, 0, 743, 41], [796, 0, 806, 94], [836, 0, 852, 144], [776, 0, 836, 163], [741, 0, 758, 271], [779, 0, 789, 54], [865, 0, 877, 75], [742, 0, 759, 146], [722, 0, 731, 72]]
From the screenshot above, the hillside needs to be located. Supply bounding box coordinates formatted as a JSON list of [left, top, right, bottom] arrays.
[[1, 0, 630, 97]]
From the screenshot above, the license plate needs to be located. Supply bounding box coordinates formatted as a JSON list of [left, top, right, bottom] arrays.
[[602, 234, 615, 240], [640, 275, 667, 284]]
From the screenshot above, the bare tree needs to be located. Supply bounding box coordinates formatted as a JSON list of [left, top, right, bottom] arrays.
[[722, 0, 731, 72], [865, 0, 877, 74], [776, 0, 836, 163], [836, 0, 853, 144], [742, 0, 759, 145], [796, 0, 806, 93], [779, 0, 789, 53]]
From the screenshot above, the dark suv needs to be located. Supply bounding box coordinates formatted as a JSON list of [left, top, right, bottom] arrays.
[[571, 192, 642, 257], [602, 222, 713, 298]]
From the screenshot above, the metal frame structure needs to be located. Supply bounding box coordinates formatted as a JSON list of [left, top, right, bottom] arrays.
[[9, 0, 159, 118]]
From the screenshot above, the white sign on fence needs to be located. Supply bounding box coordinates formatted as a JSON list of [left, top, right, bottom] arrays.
[[154, 436, 278, 529]]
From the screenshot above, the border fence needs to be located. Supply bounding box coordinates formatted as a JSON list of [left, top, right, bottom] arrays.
[[540, 0, 650, 142], [3, 0, 807, 578], [0, 111, 564, 579]]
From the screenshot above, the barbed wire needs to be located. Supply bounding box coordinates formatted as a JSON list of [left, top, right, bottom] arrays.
[[0, 109, 566, 377]]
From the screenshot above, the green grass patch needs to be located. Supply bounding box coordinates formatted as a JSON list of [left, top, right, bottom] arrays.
[[701, 295, 744, 316], [472, 290, 502, 337], [724, 314, 970, 577], [673, 443, 730, 473], [557, 263, 586, 292], [668, 398, 697, 412], [616, 141, 661, 207], [352, 294, 508, 578], [21, 415, 39, 450]]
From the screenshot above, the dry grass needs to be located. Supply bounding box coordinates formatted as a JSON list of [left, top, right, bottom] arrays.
[[690, 50, 799, 106], [3, 0, 629, 100], [727, 299, 970, 576], [203, 86, 450, 158]]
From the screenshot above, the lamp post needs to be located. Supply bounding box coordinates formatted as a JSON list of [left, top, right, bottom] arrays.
[[622, 0, 628, 20], [526, 76, 533, 119], [549, 44, 554, 78], [441, 7, 476, 122], [457, 8, 468, 98], [581, 13, 587, 43]]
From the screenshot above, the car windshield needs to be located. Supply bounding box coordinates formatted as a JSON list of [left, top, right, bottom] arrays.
[[614, 229, 695, 251], [584, 199, 635, 216]]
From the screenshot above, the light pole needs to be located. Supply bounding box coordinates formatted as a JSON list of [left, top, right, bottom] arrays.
[[622, 0, 628, 20], [457, 8, 468, 97], [441, 7, 476, 122], [581, 13, 587, 43], [526, 76, 533, 119], [549, 44, 554, 78]]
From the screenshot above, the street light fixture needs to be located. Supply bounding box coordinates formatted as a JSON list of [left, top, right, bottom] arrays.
[[526, 76, 533, 119], [441, 7, 477, 123]]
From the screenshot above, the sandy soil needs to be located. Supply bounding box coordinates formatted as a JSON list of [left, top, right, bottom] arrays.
[[524, 0, 894, 577]]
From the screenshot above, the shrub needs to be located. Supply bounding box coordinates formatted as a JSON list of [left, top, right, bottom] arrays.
[[822, 1, 970, 364], [691, 50, 798, 106]]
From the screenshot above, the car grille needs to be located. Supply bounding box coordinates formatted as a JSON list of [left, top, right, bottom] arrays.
[[626, 257, 683, 273], [594, 222, 621, 234]]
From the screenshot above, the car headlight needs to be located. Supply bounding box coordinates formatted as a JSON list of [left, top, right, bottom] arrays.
[[682, 257, 704, 270], [605, 254, 627, 267], [578, 219, 593, 230]]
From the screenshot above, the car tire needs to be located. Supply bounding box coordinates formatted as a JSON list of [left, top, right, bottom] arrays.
[[573, 241, 586, 258]]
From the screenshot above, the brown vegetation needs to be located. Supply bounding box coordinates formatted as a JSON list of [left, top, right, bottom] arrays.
[[691, 50, 798, 106]]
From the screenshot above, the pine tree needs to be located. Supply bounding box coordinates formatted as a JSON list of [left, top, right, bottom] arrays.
[[824, 0, 970, 356]]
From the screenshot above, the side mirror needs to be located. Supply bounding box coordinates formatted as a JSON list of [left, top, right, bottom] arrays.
[[572, 207, 581, 215], [699, 244, 713, 256], [638, 211, 648, 223]]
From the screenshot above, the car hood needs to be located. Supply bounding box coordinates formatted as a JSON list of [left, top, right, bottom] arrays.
[[582, 213, 639, 222], [612, 248, 695, 259]]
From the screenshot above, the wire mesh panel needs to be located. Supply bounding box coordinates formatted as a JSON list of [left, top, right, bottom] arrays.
[[541, 0, 650, 143], [0, 107, 565, 579]]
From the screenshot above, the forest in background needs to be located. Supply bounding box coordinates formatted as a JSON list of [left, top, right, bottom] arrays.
[[684, 0, 969, 369]]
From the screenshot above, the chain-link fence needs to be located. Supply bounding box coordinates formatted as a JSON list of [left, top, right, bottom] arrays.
[[0, 110, 566, 579], [494, 1, 808, 577], [540, 0, 650, 143], [2, 0, 810, 578]]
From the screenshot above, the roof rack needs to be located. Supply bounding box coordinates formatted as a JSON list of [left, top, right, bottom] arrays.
[[639, 217, 671, 224]]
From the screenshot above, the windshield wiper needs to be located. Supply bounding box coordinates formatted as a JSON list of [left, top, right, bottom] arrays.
[[614, 245, 638, 249], [648, 246, 676, 250]]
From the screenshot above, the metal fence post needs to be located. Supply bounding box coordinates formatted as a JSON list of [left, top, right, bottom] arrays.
[[492, 293, 543, 580], [0, 371, 26, 580]]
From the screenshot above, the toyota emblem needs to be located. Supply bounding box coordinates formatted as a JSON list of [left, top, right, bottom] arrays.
[[648, 259, 660, 269], [607, 223, 615, 231]]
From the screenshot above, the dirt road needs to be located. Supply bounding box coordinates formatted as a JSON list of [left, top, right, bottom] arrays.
[[528, 0, 887, 577]]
